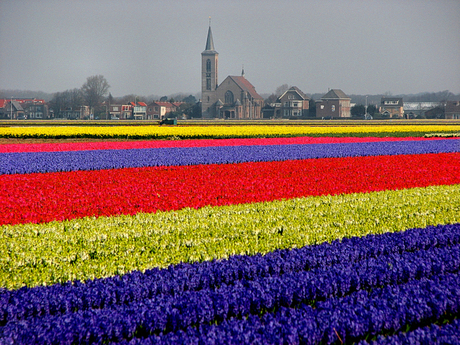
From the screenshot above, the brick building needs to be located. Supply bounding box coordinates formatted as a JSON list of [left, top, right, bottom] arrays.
[[201, 24, 264, 119], [316, 89, 351, 118]]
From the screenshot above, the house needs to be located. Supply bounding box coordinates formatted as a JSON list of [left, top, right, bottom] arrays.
[[147, 103, 160, 119], [262, 86, 310, 119], [0, 99, 25, 119], [277, 86, 310, 118], [109, 104, 122, 119], [0, 98, 50, 119], [62, 106, 90, 120], [120, 104, 133, 119], [445, 101, 460, 119], [424, 106, 445, 119], [132, 101, 147, 120], [403, 102, 440, 118], [147, 101, 178, 119], [200, 24, 264, 119], [379, 97, 404, 118], [0, 99, 10, 119], [21, 99, 48, 119], [316, 89, 351, 118]]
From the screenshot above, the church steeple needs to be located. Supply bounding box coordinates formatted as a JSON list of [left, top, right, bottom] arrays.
[[204, 18, 215, 51], [201, 18, 219, 118]]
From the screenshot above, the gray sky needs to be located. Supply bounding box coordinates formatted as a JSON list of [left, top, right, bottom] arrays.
[[1, 0, 459, 98]]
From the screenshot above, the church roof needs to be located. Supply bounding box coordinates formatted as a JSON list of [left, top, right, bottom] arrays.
[[228, 76, 263, 100], [203, 26, 217, 52], [321, 89, 350, 100]]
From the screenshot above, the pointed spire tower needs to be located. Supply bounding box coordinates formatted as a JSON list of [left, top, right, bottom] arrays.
[[201, 17, 219, 117], [205, 18, 215, 51]]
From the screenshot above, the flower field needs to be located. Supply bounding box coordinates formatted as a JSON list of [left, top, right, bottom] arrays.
[[1, 123, 460, 139], [1, 125, 460, 344]]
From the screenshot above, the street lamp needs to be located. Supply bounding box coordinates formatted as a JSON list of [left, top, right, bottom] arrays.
[[365, 96, 368, 118]]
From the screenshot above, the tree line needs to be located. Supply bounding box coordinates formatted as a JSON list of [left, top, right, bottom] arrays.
[[49, 75, 109, 118], [46, 75, 201, 119]]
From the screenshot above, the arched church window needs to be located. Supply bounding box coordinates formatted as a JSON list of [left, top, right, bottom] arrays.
[[206, 59, 211, 72], [225, 90, 234, 104], [206, 78, 211, 91]]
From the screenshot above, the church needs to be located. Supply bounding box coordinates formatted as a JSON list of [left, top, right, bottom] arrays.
[[201, 24, 264, 119]]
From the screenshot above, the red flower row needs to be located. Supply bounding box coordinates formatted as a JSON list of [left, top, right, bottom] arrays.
[[1, 153, 459, 226], [0, 136, 453, 153]]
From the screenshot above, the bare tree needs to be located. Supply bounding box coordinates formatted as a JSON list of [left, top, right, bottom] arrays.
[[81, 75, 110, 115], [68, 88, 83, 110], [107, 92, 114, 105], [119, 94, 138, 104], [265, 94, 278, 104], [49, 92, 67, 118], [275, 84, 290, 96], [49, 88, 84, 118]]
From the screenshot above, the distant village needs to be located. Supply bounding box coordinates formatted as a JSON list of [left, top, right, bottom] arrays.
[[1, 24, 459, 121]]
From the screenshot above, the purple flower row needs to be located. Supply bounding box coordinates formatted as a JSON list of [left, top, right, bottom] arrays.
[[1, 228, 460, 343], [357, 318, 460, 345], [1, 223, 459, 325], [1, 139, 459, 174], [120, 273, 460, 345], [5, 271, 457, 344]]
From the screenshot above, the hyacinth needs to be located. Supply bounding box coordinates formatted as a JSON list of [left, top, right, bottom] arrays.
[[0, 124, 459, 139], [1, 132, 459, 344], [1, 138, 459, 174]]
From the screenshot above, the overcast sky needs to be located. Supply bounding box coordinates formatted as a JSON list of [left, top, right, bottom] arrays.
[[1, 0, 459, 98]]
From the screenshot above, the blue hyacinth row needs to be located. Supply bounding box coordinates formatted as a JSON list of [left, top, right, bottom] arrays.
[[4, 272, 459, 344], [357, 319, 460, 345], [123, 274, 460, 345], [1, 223, 460, 344], [1, 139, 459, 174]]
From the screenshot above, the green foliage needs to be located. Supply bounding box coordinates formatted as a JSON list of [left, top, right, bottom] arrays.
[[367, 104, 378, 116], [1, 185, 460, 289], [351, 104, 365, 116]]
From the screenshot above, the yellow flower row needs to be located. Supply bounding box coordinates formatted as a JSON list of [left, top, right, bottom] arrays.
[[0, 124, 459, 139]]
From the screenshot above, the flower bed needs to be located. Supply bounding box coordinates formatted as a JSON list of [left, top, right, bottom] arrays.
[[2, 224, 460, 343], [1, 132, 459, 344], [1, 184, 460, 289], [1, 138, 459, 174], [0, 136, 455, 153], [1, 151, 460, 226], [1, 124, 460, 139]]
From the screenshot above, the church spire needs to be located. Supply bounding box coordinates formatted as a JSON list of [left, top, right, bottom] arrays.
[[205, 17, 215, 51]]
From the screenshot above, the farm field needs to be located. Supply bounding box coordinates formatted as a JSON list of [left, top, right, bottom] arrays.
[[1, 123, 460, 344]]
